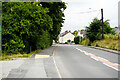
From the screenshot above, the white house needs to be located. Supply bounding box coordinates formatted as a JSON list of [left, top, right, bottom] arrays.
[[58, 32, 75, 43], [77, 30, 84, 37]]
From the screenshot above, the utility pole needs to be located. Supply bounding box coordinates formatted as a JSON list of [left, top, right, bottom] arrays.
[[101, 8, 104, 39]]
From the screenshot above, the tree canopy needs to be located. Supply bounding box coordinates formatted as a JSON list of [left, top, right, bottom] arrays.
[[86, 18, 115, 42], [73, 30, 78, 35], [2, 2, 66, 54], [74, 36, 82, 44]]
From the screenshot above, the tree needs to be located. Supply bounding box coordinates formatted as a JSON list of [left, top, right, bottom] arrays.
[[74, 36, 81, 44], [41, 2, 67, 42], [86, 18, 114, 42], [73, 30, 78, 35], [2, 2, 66, 54]]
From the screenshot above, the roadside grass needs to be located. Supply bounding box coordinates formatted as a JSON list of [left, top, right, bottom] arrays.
[[79, 37, 90, 46], [91, 39, 119, 51], [80, 34, 119, 51], [0, 49, 41, 61]]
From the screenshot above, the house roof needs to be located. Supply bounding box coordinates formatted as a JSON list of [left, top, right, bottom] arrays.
[[60, 32, 75, 37]]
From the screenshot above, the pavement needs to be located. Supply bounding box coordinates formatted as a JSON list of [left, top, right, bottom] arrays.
[[1, 46, 59, 79], [0, 44, 119, 79], [0, 59, 25, 79]]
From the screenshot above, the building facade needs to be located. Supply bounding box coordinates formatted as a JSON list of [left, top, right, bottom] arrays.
[[77, 30, 84, 37], [58, 32, 75, 43]]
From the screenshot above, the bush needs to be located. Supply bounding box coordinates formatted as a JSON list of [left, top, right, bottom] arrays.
[[65, 42, 68, 44], [86, 18, 114, 42], [74, 36, 81, 44], [67, 40, 71, 43], [104, 34, 119, 40], [71, 41, 74, 43], [80, 37, 90, 46], [91, 39, 119, 50], [2, 2, 66, 54]]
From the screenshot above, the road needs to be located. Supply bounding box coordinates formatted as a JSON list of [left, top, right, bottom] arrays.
[[1, 44, 120, 79], [53, 44, 119, 78]]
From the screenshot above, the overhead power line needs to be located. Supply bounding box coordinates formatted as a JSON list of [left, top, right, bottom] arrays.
[[96, 10, 101, 18], [79, 10, 98, 14]]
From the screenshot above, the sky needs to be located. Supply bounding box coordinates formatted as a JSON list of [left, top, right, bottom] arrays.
[[61, 0, 120, 33]]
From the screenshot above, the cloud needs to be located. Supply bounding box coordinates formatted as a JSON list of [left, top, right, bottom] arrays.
[[61, 0, 119, 32]]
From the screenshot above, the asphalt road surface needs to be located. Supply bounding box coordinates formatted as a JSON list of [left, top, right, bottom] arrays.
[[2, 44, 119, 79], [53, 44, 119, 78]]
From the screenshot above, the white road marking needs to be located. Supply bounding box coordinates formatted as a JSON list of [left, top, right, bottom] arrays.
[[103, 63, 119, 71], [98, 57, 108, 61], [84, 52, 89, 55], [91, 56, 99, 61], [75, 47, 119, 71], [76, 48, 80, 50], [52, 47, 62, 80], [52, 56, 62, 79], [114, 63, 118, 65], [35, 55, 49, 59]]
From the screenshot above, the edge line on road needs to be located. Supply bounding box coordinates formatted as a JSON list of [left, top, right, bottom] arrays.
[[75, 48, 120, 71], [52, 46, 62, 80], [103, 63, 119, 71]]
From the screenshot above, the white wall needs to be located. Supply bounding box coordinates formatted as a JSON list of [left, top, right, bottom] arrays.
[[62, 33, 75, 43], [59, 37, 63, 43], [77, 30, 84, 37], [77, 33, 84, 37]]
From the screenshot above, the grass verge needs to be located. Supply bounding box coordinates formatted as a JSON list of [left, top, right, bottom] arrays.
[[0, 49, 41, 61], [91, 39, 119, 51], [79, 34, 120, 51]]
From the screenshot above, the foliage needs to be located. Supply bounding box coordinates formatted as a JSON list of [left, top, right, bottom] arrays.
[[80, 37, 90, 46], [65, 42, 68, 44], [41, 2, 66, 42], [74, 36, 82, 44], [73, 30, 78, 35], [91, 39, 119, 51], [67, 40, 71, 43], [80, 34, 119, 50], [86, 18, 115, 42], [104, 34, 119, 40], [0, 49, 41, 61], [80, 35, 119, 50], [2, 2, 66, 54], [71, 41, 74, 43]]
